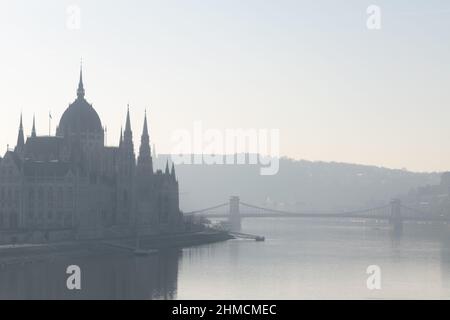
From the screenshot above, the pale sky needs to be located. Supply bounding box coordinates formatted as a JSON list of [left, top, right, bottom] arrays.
[[1, 0, 450, 172]]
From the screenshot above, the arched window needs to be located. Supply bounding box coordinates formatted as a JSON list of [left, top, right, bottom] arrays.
[[38, 187, 44, 201], [123, 190, 128, 205], [6, 189, 12, 207], [48, 187, 54, 208], [67, 187, 74, 206], [10, 211, 18, 229], [28, 187, 35, 203], [57, 187, 63, 208], [14, 189, 20, 208], [1, 187, 4, 207]]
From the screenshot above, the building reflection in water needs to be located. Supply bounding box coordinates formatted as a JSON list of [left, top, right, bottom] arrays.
[[0, 249, 181, 300]]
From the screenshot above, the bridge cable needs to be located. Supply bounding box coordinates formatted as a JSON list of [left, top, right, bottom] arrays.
[[184, 203, 229, 215], [239, 202, 390, 217]]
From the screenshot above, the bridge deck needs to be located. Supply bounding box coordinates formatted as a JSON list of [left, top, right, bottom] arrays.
[[203, 213, 450, 222], [187, 200, 450, 223]]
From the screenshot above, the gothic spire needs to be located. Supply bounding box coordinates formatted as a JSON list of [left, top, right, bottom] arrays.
[[77, 62, 85, 99], [165, 160, 170, 175], [124, 104, 132, 134], [122, 105, 134, 157], [31, 114, 36, 138], [123, 105, 133, 141], [138, 111, 152, 171], [142, 110, 149, 138], [171, 162, 176, 180], [16, 114, 24, 152]]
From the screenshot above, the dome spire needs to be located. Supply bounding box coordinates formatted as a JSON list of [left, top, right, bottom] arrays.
[[77, 59, 85, 99]]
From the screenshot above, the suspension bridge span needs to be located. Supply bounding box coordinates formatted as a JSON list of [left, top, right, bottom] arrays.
[[184, 196, 450, 231]]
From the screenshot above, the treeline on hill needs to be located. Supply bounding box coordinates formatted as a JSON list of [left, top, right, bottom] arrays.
[[154, 155, 440, 213]]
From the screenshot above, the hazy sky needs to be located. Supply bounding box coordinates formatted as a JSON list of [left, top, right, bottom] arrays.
[[1, 0, 450, 172]]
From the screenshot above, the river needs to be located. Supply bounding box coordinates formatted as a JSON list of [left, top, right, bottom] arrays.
[[1, 218, 449, 299]]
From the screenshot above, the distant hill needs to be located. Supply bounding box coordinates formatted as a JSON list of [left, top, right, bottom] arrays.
[[154, 155, 440, 213]]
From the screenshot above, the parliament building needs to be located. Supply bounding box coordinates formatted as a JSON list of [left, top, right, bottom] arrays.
[[0, 68, 183, 241]]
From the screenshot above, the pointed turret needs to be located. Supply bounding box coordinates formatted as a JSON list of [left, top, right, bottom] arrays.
[[171, 162, 176, 180], [31, 115, 36, 138], [137, 111, 153, 172], [165, 160, 170, 175], [142, 110, 148, 137], [122, 105, 135, 158], [124, 105, 133, 141], [15, 114, 24, 153], [77, 63, 85, 99], [125, 106, 131, 130]]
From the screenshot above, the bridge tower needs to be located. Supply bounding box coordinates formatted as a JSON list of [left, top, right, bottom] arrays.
[[229, 196, 242, 231], [390, 198, 403, 234]]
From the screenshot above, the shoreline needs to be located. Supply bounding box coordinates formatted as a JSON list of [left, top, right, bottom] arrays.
[[0, 230, 233, 264]]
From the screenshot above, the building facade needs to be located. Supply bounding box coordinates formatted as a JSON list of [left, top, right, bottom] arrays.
[[402, 172, 450, 218], [0, 68, 182, 240]]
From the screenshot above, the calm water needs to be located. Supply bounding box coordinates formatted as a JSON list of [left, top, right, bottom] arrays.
[[1, 218, 450, 299]]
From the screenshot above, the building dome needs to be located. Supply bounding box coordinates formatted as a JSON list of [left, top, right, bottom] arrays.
[[57, 68, 103, 136], [58, 98, 103, 135]]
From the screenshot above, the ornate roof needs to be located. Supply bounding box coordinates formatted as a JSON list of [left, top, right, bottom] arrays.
[[24, 136, 65, 161], [57, 67, 103, 136]]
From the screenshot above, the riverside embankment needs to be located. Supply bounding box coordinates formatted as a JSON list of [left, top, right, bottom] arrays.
[[0, 230, 233, 265]]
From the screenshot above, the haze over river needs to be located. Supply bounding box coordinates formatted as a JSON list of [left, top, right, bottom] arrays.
[[1, 218, 449, 299]]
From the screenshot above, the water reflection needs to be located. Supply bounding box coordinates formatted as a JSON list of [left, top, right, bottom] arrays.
[[176, 219, 450, 299], [0, 249, 181, 300], [440, 231, 450, 291], [1, 220, 450, 299]]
